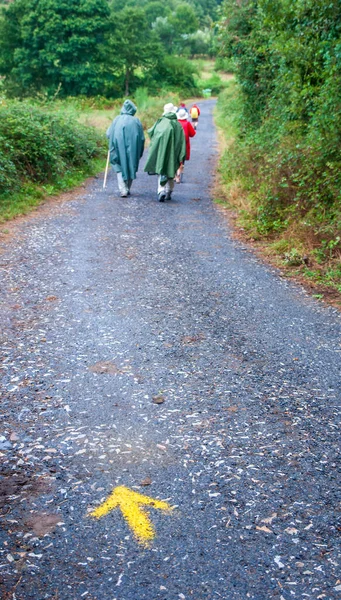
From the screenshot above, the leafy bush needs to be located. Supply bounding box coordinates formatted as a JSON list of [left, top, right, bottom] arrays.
[[217, 0, 341, 253], [215, 56, 236, 74], [0, 142, 18, 194], [196, 72, 224, 95], [147, 55, 199, 96], [0, 101, 104, 196]]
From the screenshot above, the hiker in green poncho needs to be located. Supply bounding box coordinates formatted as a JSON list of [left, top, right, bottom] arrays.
[[144, 103, 186, 202], [106, 99, 145, 198]]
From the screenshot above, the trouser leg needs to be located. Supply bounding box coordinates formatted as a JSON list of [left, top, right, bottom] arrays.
[[158, 176, 165, 194], [117, 172, 128, 196], [158, 176, 175, 194], [157, 176, 174, 201], [165, 178, 174, 195]]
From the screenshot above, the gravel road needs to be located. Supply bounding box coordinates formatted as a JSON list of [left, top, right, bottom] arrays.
[[0, 99, 340, 600]]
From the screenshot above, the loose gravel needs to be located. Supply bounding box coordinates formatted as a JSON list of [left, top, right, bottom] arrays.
[[0, 99, 340, 600]]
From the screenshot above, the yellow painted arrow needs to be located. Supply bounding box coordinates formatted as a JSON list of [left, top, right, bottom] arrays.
[[90, 486, 173, 547]]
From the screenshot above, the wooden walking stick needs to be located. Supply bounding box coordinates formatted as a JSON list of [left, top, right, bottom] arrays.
[[103, 149, 110, 189]]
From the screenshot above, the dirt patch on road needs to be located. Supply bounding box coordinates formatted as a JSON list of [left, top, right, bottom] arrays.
[[0, 471, 53, 510]]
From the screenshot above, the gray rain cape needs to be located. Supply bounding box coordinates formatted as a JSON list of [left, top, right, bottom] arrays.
[[106, 100, 145, 182]]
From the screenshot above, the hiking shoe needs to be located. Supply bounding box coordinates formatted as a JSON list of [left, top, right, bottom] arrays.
[[158, 191, 166, 202], [165, 192, 172, 201], [121, 192, 128, 198]]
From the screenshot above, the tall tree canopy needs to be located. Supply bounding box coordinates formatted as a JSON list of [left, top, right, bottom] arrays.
[[144, 1, 170, 25], [109, 0, 223, 25], [0, 0, 219, 96], [0, 0, 110, 96], [108, 7, 161, 96]]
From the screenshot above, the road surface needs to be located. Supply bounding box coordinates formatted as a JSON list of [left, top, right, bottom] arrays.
[[0, 99, 340, 599]]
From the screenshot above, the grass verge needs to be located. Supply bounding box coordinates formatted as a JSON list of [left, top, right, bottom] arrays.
[[0, 157, 105, 223], [76, 91, 183, 134]]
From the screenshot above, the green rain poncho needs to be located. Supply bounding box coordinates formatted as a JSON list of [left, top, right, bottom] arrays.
[[144, 113, 186, 179], [106, 99, 145, 182]]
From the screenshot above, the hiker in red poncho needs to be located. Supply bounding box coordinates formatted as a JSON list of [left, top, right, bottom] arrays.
[[174, 108, 196, 184], [189, 103, 200, 130]]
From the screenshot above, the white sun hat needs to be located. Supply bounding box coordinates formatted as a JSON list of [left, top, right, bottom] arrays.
[[177, 108, 188, 120], [163, 103, 177, 115]]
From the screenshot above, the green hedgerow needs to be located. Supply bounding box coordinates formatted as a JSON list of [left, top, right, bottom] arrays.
[[0, 101, 104, 196]]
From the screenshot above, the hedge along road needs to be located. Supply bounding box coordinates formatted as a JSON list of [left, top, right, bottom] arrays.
[[0, 99, 340, 600]]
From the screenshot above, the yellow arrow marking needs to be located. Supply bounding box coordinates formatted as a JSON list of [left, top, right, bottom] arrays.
[[90, 486, 173, 547]]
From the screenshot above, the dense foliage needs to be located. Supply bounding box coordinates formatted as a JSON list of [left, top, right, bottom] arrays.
[[0, 0, 111, 96], [0, 102, 104, 196], [110, 0, 223, 27], [217, 0, 341, 268], [0, 0, 222, 97]]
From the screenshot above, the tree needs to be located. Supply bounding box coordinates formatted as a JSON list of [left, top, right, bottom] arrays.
[[169, 3, 199, 36], [108, 7, 161, 96], [0, 0, 110, 96], [144, 1, 170, 26], [149, 54, 198, 95], [185, 28, 214, 57], [152, 16, 177, 53], [152, 3, 200, 54]]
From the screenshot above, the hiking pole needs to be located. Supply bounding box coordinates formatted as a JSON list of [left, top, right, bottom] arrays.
[[103, 149, 110, 189]]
